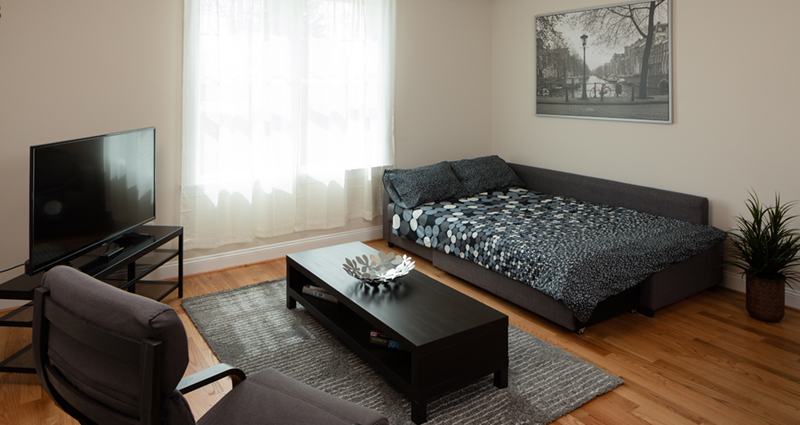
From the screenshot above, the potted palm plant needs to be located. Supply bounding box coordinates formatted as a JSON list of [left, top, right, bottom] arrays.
[[728, 191, 800, 322]]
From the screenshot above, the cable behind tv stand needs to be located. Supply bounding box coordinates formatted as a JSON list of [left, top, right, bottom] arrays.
[[0, 225, 183, 374]]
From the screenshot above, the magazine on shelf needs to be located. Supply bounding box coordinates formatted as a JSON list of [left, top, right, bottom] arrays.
[[369, 329, 405, 351], [302, 285, 338, 304]]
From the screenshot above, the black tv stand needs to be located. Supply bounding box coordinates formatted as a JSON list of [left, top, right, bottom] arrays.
[[0, 225, 183, 374]]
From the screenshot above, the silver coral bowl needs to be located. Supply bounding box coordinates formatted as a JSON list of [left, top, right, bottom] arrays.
[[342, 251, 415, 286]]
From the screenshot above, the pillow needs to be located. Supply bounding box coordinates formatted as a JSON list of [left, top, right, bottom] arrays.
[[383, 162, 468, 208], [449, 155, 526, 195]]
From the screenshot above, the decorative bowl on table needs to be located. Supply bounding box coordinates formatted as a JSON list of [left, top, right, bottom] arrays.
[[342, 251, 415, 286]]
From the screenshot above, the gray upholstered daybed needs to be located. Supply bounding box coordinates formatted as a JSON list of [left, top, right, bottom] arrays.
[[382, 157, 725, 333]]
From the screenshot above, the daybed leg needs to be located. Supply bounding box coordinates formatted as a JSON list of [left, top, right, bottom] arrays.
[[388, 242, 395, 248], [639, 307, 655, 318], [576, 327, 586, 335]]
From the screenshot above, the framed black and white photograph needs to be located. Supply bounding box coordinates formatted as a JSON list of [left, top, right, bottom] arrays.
[[535, 0, 671, 124]]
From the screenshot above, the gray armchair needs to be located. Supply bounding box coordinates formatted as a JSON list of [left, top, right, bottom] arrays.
[[33, 266, 388, 425]]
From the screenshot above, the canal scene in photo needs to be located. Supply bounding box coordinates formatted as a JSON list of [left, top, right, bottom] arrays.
[[535, 0, 671, 123]]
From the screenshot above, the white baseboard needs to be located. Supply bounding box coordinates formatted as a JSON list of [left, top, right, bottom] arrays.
[[148, 225, 383, 280], [720, 270, 800, 310]]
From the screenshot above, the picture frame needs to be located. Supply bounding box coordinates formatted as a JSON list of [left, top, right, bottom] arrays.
[[535, 0, 671, 124]]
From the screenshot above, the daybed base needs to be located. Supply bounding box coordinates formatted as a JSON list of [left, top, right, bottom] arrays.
[[383, 163, 724, 333]]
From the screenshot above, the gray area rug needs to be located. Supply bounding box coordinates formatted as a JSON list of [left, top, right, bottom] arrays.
[[181, 279, 622, 424]]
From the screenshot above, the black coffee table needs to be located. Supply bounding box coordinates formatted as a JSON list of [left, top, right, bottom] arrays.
[[286, 242, 508, 424]]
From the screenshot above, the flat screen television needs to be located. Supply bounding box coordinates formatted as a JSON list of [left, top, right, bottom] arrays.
[[26, 127, 156, 275]]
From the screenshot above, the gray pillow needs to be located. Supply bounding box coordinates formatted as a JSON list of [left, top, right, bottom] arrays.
[[449, 155, 525, 195], [383, 162, 468, 208]]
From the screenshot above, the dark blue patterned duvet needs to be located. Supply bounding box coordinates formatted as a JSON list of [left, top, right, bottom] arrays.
[[391, 188, 727, 322]]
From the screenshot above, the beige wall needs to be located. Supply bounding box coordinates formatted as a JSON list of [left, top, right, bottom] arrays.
[[0, 0, 183, 273], [492, 0, 800, 232], [492, 0, 800, 303], [395, 0, 493, 167]]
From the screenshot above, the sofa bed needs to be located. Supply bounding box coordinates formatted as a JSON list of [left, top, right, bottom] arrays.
[[382, 156, 726, 333]]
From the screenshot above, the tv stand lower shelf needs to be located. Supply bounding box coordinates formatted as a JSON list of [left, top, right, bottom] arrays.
[[0, 302, 35, 373], [0, 225, 184, 374]]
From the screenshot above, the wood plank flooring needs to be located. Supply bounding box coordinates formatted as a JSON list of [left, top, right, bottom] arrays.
[[1, 239, 798, 424]]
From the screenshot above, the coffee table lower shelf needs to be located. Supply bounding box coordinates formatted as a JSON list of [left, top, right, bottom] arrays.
[[287, 289, 413, 384]]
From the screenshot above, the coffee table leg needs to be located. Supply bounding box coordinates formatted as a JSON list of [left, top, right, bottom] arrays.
[[286, 292, 296, 309], [494, 367, 508, 388], [411, 399, 427, 424]]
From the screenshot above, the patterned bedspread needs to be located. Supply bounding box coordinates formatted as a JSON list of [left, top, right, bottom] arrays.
[[391, 188, 727, 322]]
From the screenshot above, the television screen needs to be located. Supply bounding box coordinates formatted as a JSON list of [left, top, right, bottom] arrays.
[[28, 127, 156, 275]]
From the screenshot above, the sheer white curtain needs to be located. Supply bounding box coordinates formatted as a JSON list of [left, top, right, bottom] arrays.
[[182, 0, 395, 250]]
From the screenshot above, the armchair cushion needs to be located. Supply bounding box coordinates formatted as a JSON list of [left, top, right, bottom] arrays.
[[41, 266, 189, 419], [197, 368, 388, 425], [37, 267, 387, 425]]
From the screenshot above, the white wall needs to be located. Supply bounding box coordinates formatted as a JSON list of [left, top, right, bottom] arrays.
[[491, 0, 800, 306]]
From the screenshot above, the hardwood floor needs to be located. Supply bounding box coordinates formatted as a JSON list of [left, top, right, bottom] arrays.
[[1, 239, 799, 424]]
